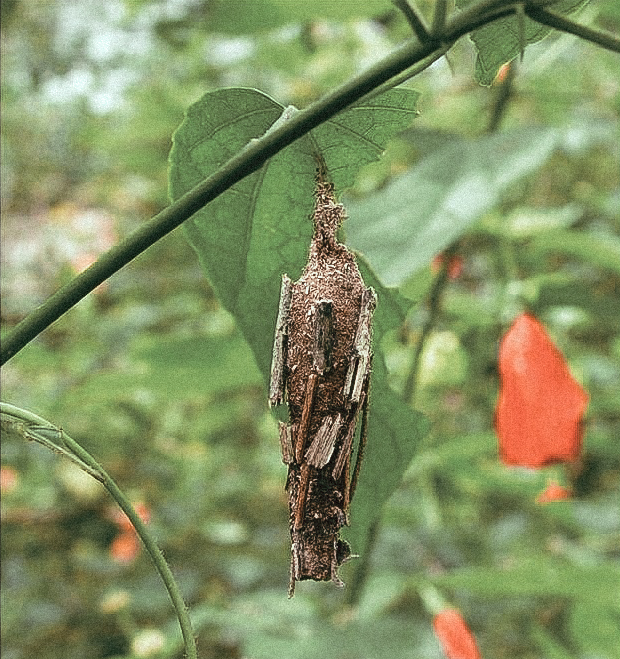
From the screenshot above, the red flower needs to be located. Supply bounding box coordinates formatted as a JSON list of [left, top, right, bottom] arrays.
[[0, 466, 19, 493], [536, 481, 571, 503], [496, 313, 588, 468], [109, 502, 150, 564], [111, 531, 141, 564], [110, 502, 151, 532], [433, 609, 482, 659], [432, 253, 463, 280]]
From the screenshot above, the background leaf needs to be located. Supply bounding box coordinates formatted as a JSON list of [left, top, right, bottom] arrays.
[[432, 559, 620, 603], [204, 0, 393, 34], [169, 86, 427, 551], [530, 229, 620, 276], [569, 600, 620, 658], [457, 0, 589, 85], [345, 123, 615, 287]]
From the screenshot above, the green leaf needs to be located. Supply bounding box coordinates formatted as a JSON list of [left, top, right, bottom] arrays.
[[168, 86, 426, 550], [311, 89, 421, 192], [346, 127, 561, 286], [205, 0, 393, 34], [433, 559, 620, 604], [169, 88, 316, 379], [456, 0, 589, 85], [169, 87, 420, 376], [531, 229, 620, 276], [570, 600, 620, 659], [346, 258, 430, 550]]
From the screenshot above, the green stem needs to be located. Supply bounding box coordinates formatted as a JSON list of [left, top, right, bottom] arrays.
[[431, 0, 448, 37], [1, 0, 530, 366], [525, 4, 620, 53], [487, 60, 516, 133], [353, 47, 449, 107], [402, 243, 459, 405], [344, 518, 380, 607], [393, 0, 430, 43], [0, 402, 198, 659]]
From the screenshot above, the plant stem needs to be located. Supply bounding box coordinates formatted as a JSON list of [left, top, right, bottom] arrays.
[[431, 0, 448, 37], [1, 0, 529, 366], [525, 4, 620, 53], [402, 243, 459, 405], [0, 402, 198, 659], [393, 0, 430, 43], [344, 518, 380, 607], [487, 60, 516, 133]]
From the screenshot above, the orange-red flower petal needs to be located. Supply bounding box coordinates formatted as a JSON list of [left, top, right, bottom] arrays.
[[433, 609, 482, 659], [535, 481, 571, 503], [496, 313, 588, 468], [111, 531, 141, 564], [0, 466, 20, 493], [109, 502, 151, 532], [432, 253, 463, 280]]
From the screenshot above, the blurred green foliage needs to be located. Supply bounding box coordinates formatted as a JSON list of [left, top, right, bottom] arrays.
[[1, 1, 619, 659]]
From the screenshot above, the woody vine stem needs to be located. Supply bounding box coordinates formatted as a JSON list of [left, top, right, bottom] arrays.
[[1, 0, 619, 365]]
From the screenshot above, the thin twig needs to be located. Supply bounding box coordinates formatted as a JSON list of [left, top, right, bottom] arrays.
[[487, 60, 516, 133], [343, 518, 380, 607], [354, 46, 449, 106], [393, 0, 430, 43], [431, 0, 448, 38], [525, 4, 620, 53], [402, 243, 459, 405]]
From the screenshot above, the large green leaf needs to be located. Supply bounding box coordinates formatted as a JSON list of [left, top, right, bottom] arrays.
[[346, 127, 560, 286], [169, 89, 316, 378], [432, 558, 620, 604], [205, 0, 392, 34], [345, 124, 613, 287], [456, 0, 589, 85], [168, 87, 427, 551]]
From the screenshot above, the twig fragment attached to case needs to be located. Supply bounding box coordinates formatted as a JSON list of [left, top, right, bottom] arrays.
[[269, 174, 376, 596]]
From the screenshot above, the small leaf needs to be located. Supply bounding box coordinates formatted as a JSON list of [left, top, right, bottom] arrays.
[[456, 0, 589, 86]]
